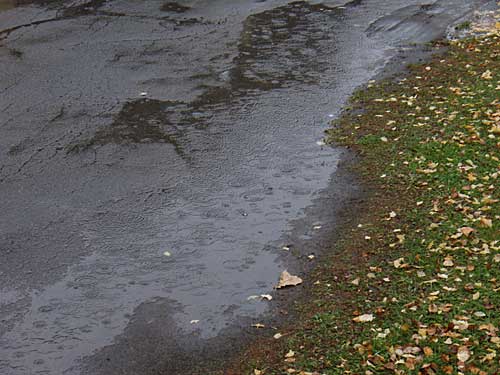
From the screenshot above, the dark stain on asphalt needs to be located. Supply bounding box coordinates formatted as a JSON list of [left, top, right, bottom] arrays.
[[160, 2, 191, 13], [71, 99, 187, 158]]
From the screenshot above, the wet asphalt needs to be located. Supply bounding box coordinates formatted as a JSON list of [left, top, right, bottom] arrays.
[[0, 0, 494, 374]]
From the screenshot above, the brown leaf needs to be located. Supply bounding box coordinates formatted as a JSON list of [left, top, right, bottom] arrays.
[[276, 271, 303, 289], [479, 217, 493, 228], [428, 304, 438, 313], [460, 227, 475, 237]]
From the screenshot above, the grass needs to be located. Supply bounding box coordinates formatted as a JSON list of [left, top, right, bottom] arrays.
[[228, 34, 500, 375]]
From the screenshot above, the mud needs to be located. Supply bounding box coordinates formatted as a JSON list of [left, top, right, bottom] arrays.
[[0, 0, 494, 374]]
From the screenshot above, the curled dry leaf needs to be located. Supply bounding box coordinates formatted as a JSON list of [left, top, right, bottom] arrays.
[[276, 271, 303, 289], [352, 313, 374, 323]]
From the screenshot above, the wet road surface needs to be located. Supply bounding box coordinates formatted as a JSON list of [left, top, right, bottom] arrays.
[[0, 0, 493, 373]]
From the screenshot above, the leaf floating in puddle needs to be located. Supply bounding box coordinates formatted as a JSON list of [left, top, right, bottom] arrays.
[[252, 323, 265, 329], [276, 270, 303, 289], [316, 140, 326, 146], [163, 251, 172, 257], [190, 319, 199, 324]]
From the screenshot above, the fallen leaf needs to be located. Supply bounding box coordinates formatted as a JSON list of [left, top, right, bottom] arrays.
[[393, 258, 407, 268], [481, 70, 493, 80], [460, 226, 475, 236], [273, 333, 283, 339], [479, 217, 493, 228], [353, 313, 374, 323], [443, 258, 454, 267], [457, 346, 471, 362], [276, 271, 303, 289], [285, 350, 295, 358]]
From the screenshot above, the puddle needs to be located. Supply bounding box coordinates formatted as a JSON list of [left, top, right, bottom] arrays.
[[71, 1, 343, 151]]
